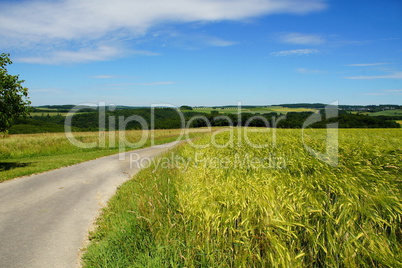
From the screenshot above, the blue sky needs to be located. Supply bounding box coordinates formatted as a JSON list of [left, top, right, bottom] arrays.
[[1, 0, 401, 107]]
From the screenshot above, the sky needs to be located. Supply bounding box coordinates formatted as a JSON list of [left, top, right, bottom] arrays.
[[0, 0, 401, 107]]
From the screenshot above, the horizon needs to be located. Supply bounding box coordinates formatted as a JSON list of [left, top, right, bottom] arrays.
[[1, 0, 402, 106], [32, 103, 401, 108]]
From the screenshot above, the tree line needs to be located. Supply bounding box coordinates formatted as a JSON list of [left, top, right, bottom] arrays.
[[8, 108, 400, 134]]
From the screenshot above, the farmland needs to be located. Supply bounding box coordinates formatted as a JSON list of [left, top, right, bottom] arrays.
[[82, 128, 402, 267], [0, 128, 210, 182], [192, 106, 317, 114], [367, 109, 402, 117]]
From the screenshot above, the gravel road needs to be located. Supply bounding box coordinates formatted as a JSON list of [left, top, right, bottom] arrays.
[[0, 141, 180, 268]]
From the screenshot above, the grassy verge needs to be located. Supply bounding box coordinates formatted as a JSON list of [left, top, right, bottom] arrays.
[[0, 128, 211, 182], [82, 128, 402, 267]]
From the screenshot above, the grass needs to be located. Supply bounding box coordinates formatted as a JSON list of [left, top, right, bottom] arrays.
[[367, 109, 402, 116], [0, 128, 211, 182], [29, 112, 69, 116], [82, 128, 402, 267], [396, 120, 402, 126]]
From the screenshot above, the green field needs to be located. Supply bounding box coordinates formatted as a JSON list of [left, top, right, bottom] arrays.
[[82, 128, 402, 267], [367, 109, 402, 116], [0, 128, 211, 182], [29, 112, 69, 117], [192, 106, 317, 114]]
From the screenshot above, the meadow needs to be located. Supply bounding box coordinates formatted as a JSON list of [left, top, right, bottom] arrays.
[[82, 128, 402, 267], [0, 128, 210, 181], [352, 109, 402, 117], [368, 109, 402, 117]]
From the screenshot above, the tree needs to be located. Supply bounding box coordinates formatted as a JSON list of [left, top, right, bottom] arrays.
[[0, 53, 31, 133], [180, 105, 193, 111]]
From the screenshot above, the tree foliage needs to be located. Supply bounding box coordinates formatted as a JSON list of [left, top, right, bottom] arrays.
[[0, 53, 31, 133]]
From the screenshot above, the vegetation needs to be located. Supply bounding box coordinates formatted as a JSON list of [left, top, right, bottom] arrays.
[[367, 109, 402, 117], [180, 105, 193, 111], [82, 128, 402, 267], [0, 53, 31, 133], [0, 128, 211, 182], [192, 106, 317, 114], [8, 107, 400, 134]]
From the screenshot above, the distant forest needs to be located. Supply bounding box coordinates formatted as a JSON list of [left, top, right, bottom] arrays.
[[9, 105, 401, 134]]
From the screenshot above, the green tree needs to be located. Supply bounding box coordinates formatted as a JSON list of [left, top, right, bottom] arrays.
[[180, 105, 193, 110], [0, 53, 31, 133]]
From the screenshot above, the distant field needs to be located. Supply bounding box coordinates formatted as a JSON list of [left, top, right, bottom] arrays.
[[192, 106, 316, 114], [367, 109, 402, 116], [82, 128, 402, 267], [397, 120, 402, 125], [30, 112, 69, 116]]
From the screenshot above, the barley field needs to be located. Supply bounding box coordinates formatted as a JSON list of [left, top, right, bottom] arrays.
[[82, 128, 402, 267]]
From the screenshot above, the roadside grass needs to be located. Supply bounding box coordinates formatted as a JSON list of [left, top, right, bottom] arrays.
[[82, 128, 402, 267], [0, 128, 211, 182]]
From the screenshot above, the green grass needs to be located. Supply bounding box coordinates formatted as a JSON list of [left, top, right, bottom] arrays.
[[0, 128, 211, 182], [397, 120, 402, 126], [29, 112, 69, 116], [367, 109, 402, 116], [82, 128, 402, 267]]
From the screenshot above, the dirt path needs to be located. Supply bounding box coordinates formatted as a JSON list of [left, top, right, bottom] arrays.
[[0, 141, 180, 268]]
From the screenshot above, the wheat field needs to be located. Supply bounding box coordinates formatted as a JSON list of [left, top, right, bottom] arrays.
[[82, 128, 402, 267]]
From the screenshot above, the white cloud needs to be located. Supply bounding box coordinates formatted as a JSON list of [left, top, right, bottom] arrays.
[[360, 89, 402, 96], [149, 31, 238, 50], [0, 0, 327, 64], [345, 71, 402, 79], [271, 49, 319, 56], [16, 46, 159, 64], [204, 37, 238, 47], [347, 63, 389, 67], [278, 33, 325, 45], [296, 68, 327, 74]]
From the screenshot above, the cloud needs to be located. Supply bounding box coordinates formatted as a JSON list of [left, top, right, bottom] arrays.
[[0, 0, 327, 64], [345, 72, 402, 79], [360, 89, 402, 96], [271, 49, 319, 56], [16, 46, 159, 64], [149, 30, 238, 50], [278, 33, 325, 45], [347, 63, 389, 67], [296, 68, 327, 74], [204, 37, 238, 47]]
